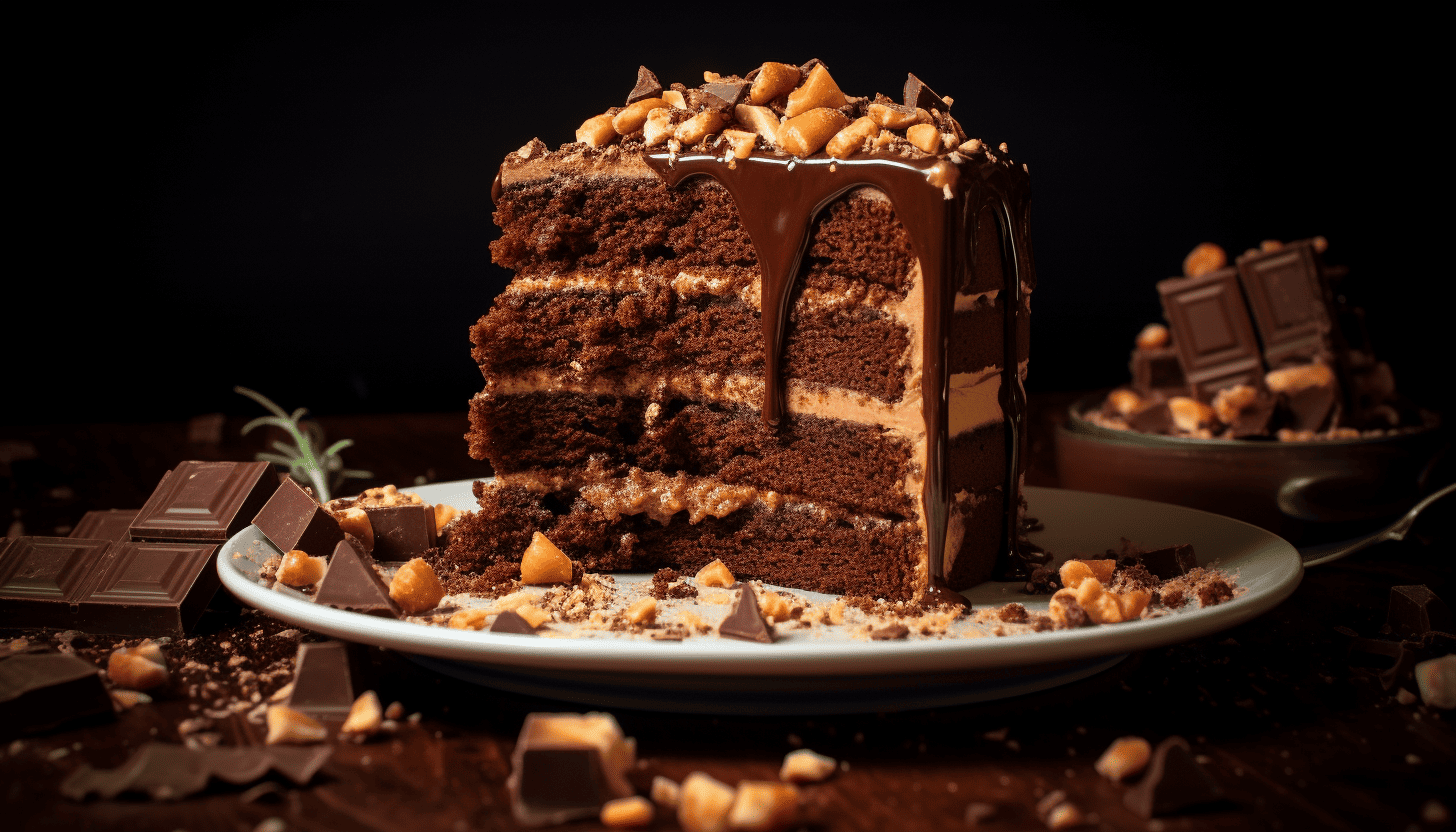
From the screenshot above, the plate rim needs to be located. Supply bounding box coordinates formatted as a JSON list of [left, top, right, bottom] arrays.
[[216, 482, 1302, 677]]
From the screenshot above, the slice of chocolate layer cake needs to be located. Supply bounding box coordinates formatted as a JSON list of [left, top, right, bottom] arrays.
[[449, 62, 1040, 602]]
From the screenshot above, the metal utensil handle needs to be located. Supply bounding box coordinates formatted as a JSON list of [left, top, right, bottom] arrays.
[[1300, 482, 1456, 567]]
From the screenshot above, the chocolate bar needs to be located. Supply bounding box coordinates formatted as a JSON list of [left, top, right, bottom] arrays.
[[0, 536, 221, 636], [1, 651, 114, 737], [70, 509, 139, 543], [1156, 268, 1265, 399], [253, 478, 345, 557], [1235, 240, 1335, 369], [129, 461, 276, 542]]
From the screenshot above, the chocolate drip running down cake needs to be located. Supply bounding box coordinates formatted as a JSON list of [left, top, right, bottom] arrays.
[[448, 62, 1037, 602]]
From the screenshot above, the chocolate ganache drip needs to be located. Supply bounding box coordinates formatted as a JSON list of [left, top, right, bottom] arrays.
[[644, 150, 1035, 588]]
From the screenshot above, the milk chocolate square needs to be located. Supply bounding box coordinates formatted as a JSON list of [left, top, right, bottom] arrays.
[[1157, 268, 1265, 399], [130, 461, 275, 543], [0, 537, 113, 629], [1236, 241, 1334, 368]]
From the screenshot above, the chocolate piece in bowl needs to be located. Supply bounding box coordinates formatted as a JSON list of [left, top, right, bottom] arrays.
[[129, 460, 274, 543], [253, 477, 345, 557], [1156, 267, 1266, 401]]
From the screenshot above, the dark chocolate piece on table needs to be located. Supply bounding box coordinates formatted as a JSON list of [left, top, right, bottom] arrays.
[[1386, 586, 1452, 640], [719, 584, 775, 643], [70, 509, 139, 543], [1124, 736, 1224, 818], [0, 537, 113, 629], [73, 540, 221, 637], [1157, 268, 1266, 400], [253, 477, 344, 557], [59, 742, 332, 801], [1235, 241, 1336, 369], [364, 504, 437, 560], [508, 713, 629, 825], [1139, 544, 1197, 580], [903, 72, 947, 112], [625, 65, 661, 105], [129, 460, 275, 543], [702, 80, 748, 109], [285, 641, 359, 721], [490, 609, 539, 635], [0, 652, 114, 738], [314, 538, 400, 618]]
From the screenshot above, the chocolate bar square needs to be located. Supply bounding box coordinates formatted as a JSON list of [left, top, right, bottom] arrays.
[[1157, 267, 1266, 399], [0, 537, 113, 629], [1236, 241, 1334, 368], [130, 461, 275, 543], [75, 540, 221, 637], [71, 510, 139, 543]]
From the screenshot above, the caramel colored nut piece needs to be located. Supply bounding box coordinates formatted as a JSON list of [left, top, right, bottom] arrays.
[[1135, 323, 1170, 350], [278, 549, 326, 587], [679, 771, 737, 832], [1168, 397, 1216, 433], [1265, 363, 1334, 394], [826, 116, 878, 159], [613, 97, 668, 135], [1095, 736, 1152, 781], [384, 701, 405, 720], [695, 559, 736, 588], [757, 592, 793, 623], [1415, 655, 1456, 708], [448, 609, 488, 630], [1118, 588, 1152, 620], [1044, 801, 1085, 830], [515, 604, 553, 629], [602, 795, 655, 828], [342, 690, 382, 735], [728, 781, 800, 832], [783, 64, 846, 118], [733, 104, 782, 145], [652, 775, 682, 808], [626, 597, 658, 626], [675, 111, 728, 146], [1059, 559, 1115, 590], [1212, 384, 1259, 425], [1182, 242, 1228, 277], [1107, 389, 1144, 417], [433, 503, 459, 535], [337, 507, 374, 550], [1071, 577, 1150, 625], [749, 62, 801, 105], [662, 89, 689, 109], [1260, 239, 1283, 252], [643, 108, 674, 147], [521, 532, 573, 585], [1048, 589, 1085, 628], [389, 557, 446, 614], [867, 102, 925, 130], [780, 748, 836, 783], [721, 129, 758, 160], [906, 123, 942, 154], [777, 108, 850, 157], [265, 705, 328, 745], [577, 113, 618, 149], [1312, 235, 1329, 253], [110, 689, 152, 710], [108, 645, 169, 691]]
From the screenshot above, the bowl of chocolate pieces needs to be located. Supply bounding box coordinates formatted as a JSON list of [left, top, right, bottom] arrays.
[[1056, 237, 1447, 545]]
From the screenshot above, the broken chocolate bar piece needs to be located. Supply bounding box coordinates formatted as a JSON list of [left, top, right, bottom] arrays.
[[130, 461, 275, 542], [59, 742, 332, 800], [1, 651, 114, 737], [364, 503, 437, 560], [1131, 345, 1184, 394], [75, 540, 221, 637], [1386, 586, 1453, 640], [719, 584, 775, 643], [253, 478, 345, 557], [285, 641, 360, 721], [703, 80, 748, 109], [625, 65, 661, 105], [490, 609, 540, 635], [0, 537, 113, 629], [70, 509, 139, 543], [1278, 379, 1339, 433], [1127, 402, 1174, 435], [314, 538, 400, 618], [1236, 241, 1336, 369], [1157, 268, 1266, 399], [1139, 544, 1197, 580], [507, 713, 636, 826], [1124, 736, 1224, 818], [903, 72, 947, 112]]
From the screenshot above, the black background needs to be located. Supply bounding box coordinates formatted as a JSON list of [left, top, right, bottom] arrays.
[[7, 4, 1441, 424]]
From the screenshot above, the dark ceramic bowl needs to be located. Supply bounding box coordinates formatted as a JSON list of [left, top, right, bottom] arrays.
[[1054, 393, 1449, 546]]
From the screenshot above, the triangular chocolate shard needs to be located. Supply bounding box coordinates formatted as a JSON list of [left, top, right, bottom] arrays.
[[903, 72, 947, 112], [719, 584, 774, 643], [626, 65, 662, 105], [1124, 737, 1224, 818], [315, 539, 400, 618], [284, 642, 357, 721], [490, 609, 539, 635], [702, 80, 748, 110]]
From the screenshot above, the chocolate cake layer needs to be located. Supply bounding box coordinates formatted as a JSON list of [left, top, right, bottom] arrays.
[[469, 392, 917, 519], [444, 483, 922, 600]]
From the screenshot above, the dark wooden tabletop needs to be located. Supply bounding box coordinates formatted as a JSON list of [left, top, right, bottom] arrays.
[[3, 394, 1453, 832]]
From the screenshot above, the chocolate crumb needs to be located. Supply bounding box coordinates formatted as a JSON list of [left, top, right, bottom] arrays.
[[869, 623, 909, 641]]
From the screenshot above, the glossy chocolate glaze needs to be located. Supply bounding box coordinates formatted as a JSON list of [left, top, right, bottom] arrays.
[[644, 149, 1034, 587]]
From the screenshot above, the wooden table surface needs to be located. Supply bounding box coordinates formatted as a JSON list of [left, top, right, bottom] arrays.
[[3, 395, 1453, 831]]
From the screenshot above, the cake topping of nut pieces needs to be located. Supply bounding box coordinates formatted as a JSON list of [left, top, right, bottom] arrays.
[[520, 531, 574, 585]]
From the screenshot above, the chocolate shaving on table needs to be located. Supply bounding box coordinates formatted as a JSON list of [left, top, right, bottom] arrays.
[[1124, 736, 1224, 818], [718, 584, 774, 643], [625, 66, 662, 105], [490, 609, 539, 635], [1386, 585, 1453, 639], [60, 742, 331, 801], [314, 538, 400, 618], [904, 73, 947, 112]]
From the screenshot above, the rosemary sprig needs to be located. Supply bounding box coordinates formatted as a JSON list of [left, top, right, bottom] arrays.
[[234, 386, 371, 503]]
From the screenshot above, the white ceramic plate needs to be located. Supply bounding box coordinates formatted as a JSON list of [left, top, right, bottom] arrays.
[[217, 482, 1301, 713]]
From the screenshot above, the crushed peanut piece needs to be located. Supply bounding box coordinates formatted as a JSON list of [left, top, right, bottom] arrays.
[[1059, 560, 1115, 589], [1095, 736, 1152, 781], [515, 604, 553, 629], [601, 795, 654, 828], [748, 62, 800, 105], [432, 503, 459, 535], [695, 559, 736, 588], [783, 64, 845, 117], [679, 771, 736, 832], [625, 597, 657, 626], [336, 507, 374, 549], [727, 781, 800, 832], [265, 705, 328, 745], [108, 644, 169, 691], [1135, 323, 1170, 350], [906, 123, 942, 153], [1168, 396, 1216, 433], [448, 609, 489, 630], [780, 748, 837, 782], [577, 113, 617, 149], [389, 557, 445, 614], [277, 549, 325, 587], [757, 592, 794, 623], [651, 775, 682, 808], [521, 532, 573, 585], [777, 108, 850, 157], [1182, 242, 1227, 277], [341, 690, 383, 735]]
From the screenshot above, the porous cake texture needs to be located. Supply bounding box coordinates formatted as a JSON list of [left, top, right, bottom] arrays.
[[448, 62, 1038, 601]]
